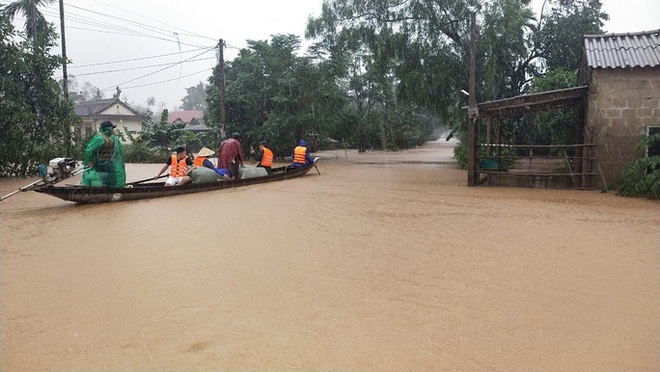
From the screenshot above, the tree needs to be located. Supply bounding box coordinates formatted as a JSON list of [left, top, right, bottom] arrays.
[[138, 109, 189, 154], [1, 0, 54, 41], [180, 81, 207, 110], [0, 15, 79, 176], [306, 0, 608, 151], [207, 34, 330, 154], [536, 0, 608, 72]]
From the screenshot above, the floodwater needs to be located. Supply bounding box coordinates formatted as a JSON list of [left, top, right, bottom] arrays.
[[1, 141, 659, 371]]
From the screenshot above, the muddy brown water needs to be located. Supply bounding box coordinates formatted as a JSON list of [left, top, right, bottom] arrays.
[[1, 141, 659, 371]]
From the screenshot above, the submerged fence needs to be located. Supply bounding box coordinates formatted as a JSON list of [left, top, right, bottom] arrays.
[[477, 143, 596, 189]]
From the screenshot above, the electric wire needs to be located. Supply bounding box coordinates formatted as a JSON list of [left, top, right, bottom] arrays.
[[72, 57, 216, 77], [112, 67, 213, 90], [85, 0, 217, 42], [70, 47, 213, 68], [101, 47, 216, 91]]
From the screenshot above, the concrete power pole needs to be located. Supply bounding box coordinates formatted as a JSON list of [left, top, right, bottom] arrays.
[[467, 12, 478, 186], [59, 0, 68, 97], [217, 39, 226, 142]]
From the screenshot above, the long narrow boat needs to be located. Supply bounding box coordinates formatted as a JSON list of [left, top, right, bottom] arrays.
[[32, 163, 315, 204]]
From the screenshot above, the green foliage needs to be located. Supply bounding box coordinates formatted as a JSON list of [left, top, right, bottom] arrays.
[[139, 109, 190, 153], [0, 16, 79, 176], [616, 134, 660, 200], [536, 0, 608, 71], [304, 0, 609, 159], [453, 142, 515, 170], [180, 81, 207, 111], [453, 143, 469, 170], [1, 0, 54, 40], [524, 69, 580, 152]]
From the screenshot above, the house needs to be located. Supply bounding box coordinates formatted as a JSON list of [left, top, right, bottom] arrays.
[[466, 29, 659, 190], [168, 110, 224, 139], [167, 110, 204, 126], [74, 98, 145, 143], [579, 29, 660, 189]]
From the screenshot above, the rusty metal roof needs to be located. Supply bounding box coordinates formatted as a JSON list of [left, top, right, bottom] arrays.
[[584, 29, 660, 69], [476, 86, 588, 118]]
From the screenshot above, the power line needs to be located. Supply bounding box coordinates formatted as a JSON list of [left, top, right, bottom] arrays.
[[43, 5, 212, 49], [85, 0, 217, 42], [109, 67, 213, 91], [72, 56, 215, 77], [102, 47, 216, 91], [69, 47, 213, 68]]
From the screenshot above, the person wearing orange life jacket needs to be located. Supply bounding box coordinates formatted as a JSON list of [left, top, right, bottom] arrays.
[[190, 146, 230, 179], [193, 146, 217, 170], [291, 139, 314, 168], [250, 140, 274, 174], [154, 146, 193, 186]]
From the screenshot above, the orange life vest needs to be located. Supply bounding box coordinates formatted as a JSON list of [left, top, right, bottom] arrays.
[[194, 157, 207, 167], [293, 146, 307, 165], [261, 148, 273, 167], [171, 154, 187, 177]]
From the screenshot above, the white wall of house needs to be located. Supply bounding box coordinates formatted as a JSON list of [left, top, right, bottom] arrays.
[[74, 102, 144, 143]]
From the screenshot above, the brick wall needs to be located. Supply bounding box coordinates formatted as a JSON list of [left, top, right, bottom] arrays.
[[585, 68, 660, 189]]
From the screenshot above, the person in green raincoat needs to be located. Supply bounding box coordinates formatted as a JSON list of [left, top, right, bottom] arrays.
[[81, 120, 126, 187]]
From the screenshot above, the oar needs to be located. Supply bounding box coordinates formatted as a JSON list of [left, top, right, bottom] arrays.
[[126, 174, 168, 186], [313, 157, 321, 175], [0, 166, 87, 201], [0, 178, 47, 201]]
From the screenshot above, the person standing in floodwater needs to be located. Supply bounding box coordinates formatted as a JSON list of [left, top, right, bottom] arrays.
[[81, 120, 126, 187]]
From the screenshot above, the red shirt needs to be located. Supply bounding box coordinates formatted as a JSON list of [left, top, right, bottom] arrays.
[[218, 138, 244, 169]]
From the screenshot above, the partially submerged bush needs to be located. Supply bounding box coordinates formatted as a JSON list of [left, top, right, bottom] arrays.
[[616, 133, 660, 200]]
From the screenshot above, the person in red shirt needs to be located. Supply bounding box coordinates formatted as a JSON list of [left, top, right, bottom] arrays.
[[218, 133, 244, 180]]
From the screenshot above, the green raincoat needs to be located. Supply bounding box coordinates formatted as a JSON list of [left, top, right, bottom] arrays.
[[81, 128, 126, 187]]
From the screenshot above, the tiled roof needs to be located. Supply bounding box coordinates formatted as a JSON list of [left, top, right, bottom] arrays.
[[184, 117, 210, 131], [73, 98, 118, 117], [584, 29, 660, 69], [168, 111, 203, 124]]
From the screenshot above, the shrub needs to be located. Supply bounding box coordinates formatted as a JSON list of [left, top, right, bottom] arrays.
[[616, 134, 660, 200]]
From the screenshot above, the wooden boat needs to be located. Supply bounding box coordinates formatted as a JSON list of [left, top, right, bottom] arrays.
[[32, 163, 316, 204]]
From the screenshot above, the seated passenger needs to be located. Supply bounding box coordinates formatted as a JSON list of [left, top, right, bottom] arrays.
[[250, 140, 274, 174], [154, 146, 193, 186], [291, 139, 314, 168], [193, 146, 217, 170]]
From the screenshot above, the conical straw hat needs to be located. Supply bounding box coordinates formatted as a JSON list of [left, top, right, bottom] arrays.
[[196, 147, 215, 157]]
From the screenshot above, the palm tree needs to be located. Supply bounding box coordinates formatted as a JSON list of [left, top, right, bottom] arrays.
[[1, 0, 54, 40]]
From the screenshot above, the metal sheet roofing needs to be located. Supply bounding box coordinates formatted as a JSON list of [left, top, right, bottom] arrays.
[[584, 29, 660, 69]]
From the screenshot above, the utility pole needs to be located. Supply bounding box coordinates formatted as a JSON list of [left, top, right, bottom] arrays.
[[59, 0, 68, 97], [467, 11, 478, 186], [59, 0, 72, 152], [217, 39, 226, 142]]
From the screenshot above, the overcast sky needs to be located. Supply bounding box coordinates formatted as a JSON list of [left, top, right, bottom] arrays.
[[11, 0, 659, 110]]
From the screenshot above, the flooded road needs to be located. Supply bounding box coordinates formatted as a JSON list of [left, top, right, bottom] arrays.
[[1, 141, 659, 371]]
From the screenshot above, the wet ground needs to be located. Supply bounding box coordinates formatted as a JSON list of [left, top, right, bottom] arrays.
[[1, 140, 659, 371]]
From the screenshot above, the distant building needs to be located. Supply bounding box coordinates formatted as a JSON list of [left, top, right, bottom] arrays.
[[74, 98, 145, 143], [579, 29, 660, 189], [168, 110, 223, 138], [167, 110, 204, 126]]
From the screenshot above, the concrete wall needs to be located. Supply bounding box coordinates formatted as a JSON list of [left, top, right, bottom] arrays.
[[585, 67, 660, 189]]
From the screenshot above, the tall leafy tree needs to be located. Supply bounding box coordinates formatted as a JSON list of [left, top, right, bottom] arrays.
[[1, 0, 54, 41], [0, 15, 78, 176], [207, 34, 339, 154], [536, 0, 608, 71], [180, 81, 207, 111]]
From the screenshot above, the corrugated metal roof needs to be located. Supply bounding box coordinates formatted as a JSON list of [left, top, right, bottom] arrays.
[[584, 29, 660, 69]]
